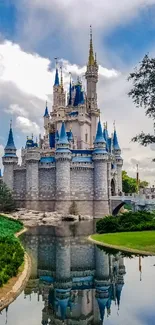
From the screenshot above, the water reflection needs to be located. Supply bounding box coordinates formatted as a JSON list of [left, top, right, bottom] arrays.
[[22, 229, 126, 324], [1, 224, 155, 325]]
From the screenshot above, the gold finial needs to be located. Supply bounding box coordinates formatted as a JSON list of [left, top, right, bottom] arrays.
[[32, 133, 33, 139], [88, 25, 95, 66], [10, 119, 12, 129], [27, 136, 28, 140], [106, 121, 108, 129], [60, 65, 63, 91]]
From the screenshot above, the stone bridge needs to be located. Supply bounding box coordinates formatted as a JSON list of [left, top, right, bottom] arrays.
[[111, 195, 155, 214]]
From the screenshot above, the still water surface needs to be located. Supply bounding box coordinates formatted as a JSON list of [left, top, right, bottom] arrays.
[[1, 223, 155, 325]]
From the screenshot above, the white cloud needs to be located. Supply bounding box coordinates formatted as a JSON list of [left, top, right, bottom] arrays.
[[25, 0, 155, 30], [5, 104, 29, 117], [0, 40, 155, 182], [16, 116, 40, 136]]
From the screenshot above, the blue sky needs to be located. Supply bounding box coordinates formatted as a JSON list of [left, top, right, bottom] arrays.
[[1, 0, 155, 181]]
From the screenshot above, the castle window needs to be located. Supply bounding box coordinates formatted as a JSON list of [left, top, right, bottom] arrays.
[[85, 133, 88, 143]]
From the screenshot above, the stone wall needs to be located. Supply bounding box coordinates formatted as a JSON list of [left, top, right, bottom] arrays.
[[71, 241, 95, 270], [14, 169, 26, 199], [71, 168, 94, 200], [39, 168, 56, 200]]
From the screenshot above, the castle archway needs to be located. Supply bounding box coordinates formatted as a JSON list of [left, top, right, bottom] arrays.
[[111, 179, 116, 196]]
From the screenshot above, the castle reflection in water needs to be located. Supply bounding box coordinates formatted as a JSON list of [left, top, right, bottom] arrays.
[[22, 222, 126, 325]]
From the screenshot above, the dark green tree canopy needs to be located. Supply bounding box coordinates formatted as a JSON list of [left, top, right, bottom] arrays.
[[0, 181, 16, 212], [128, 54, 155, 146], [122, 170, 148, 193]]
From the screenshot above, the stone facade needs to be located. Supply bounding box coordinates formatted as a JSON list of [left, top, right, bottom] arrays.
[[2, 29, 123, 218]]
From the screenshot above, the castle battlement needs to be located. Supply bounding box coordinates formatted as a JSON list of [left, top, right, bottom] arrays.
[[2, 28, 123, 217]]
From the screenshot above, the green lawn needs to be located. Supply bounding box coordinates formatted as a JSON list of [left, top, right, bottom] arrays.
[[91, 231, 155, 254]]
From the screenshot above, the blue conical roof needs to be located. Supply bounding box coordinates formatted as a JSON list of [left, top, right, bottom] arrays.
[[5, 125, 16, 150], [55, 130, 59, 141], [94, 120, 106, 144], [113, 129, 120, 150], [0, 169, 2, 177], [58, 122, 69, 145], [68, 129, 73, 141], [68, 79, 72, 106], [44, 102, 49, 117], [97, 298, 108, 321], [54, 67, 59, 86]]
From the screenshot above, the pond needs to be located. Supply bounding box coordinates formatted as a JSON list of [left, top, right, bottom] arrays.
[[0, 221, 155, 325]]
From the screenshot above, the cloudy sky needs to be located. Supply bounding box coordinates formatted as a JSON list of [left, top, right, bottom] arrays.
[[1, 0, 155, 183]]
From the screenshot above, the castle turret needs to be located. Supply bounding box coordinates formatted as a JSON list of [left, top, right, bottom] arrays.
[[53, 61, 66, 111], [25, 144, 40, 208], [95, 247, 111, 324], [113, 123, 123, 193], [55, 122, 71, 213], [93, 119, 109, 217], [85, 26, 99, 147], [43, 101, 49, 136], [2, 122, 18, 190]]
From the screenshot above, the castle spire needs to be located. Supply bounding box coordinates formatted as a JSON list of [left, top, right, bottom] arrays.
[[88, 25, 95, 66], [59, 122, 69, 145], [94, 119, 105, 144], [113, 122, 120, 151], [68, 72, 72, 106], [5, 121, 16, 150], [44, 101, 49, 117], [60, 65, 64, 91], [54, 58, 59, 86]]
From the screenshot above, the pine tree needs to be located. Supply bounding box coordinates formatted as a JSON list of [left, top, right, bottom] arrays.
[[0, 181, 16, 212]]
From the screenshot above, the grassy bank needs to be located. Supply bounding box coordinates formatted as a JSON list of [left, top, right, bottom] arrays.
[[91, 231, 155, 254], [0, 215, 24, 287]]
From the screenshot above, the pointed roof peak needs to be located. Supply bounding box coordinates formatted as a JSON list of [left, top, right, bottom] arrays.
[[5, 122, 16, 150], [44, 101, 49, 117], [94, 119, 106, 144], [88, 25, 95, 66], [58, 122, 69, 145], [54, 58, 60, 86], [113, 123, 120, 151]]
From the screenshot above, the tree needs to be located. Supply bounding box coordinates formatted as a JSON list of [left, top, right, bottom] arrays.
[[0, 182, 16, 212], [69, 201, 78, 215], [122, 171, 148, 193], [128, 54, 155, 146]]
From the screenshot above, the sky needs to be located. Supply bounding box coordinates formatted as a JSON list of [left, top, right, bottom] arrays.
[[1, 0, 155, 183]]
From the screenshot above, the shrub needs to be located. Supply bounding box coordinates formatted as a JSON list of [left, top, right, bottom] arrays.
[[69, 201, 78, 215], [0, 215, 24, 287], [96, 211, 155, 234], [0, 182, 16, 212]]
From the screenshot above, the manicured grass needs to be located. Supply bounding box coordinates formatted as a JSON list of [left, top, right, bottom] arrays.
[[91, 231, 155, 254]]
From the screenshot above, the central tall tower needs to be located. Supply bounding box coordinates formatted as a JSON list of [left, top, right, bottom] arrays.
[[85, 26, 99, 146]]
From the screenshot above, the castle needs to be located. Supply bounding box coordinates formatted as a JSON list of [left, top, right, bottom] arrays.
[[2, 28, 123, 218]]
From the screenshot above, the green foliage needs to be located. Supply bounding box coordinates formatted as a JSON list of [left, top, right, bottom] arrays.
[[0, 215, 24, 287], [122, 170, 148, 193], [0, 182, 16, 212], [128, 54, 155, 146], [96, 211, 155, 234], [69, 201, 78, 215]]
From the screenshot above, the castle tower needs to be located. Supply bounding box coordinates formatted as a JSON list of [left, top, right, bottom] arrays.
[[55, 122, 71, 213], [53, 61, 66, 111], [95, 246, 111, 324], [43, 101, 49, 136], [113, 123, 123, 194], [85, 26, 99, 147], [2, 122, 18, 190], [93, 120, 109, 217], [25, 144, 40, 208]]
